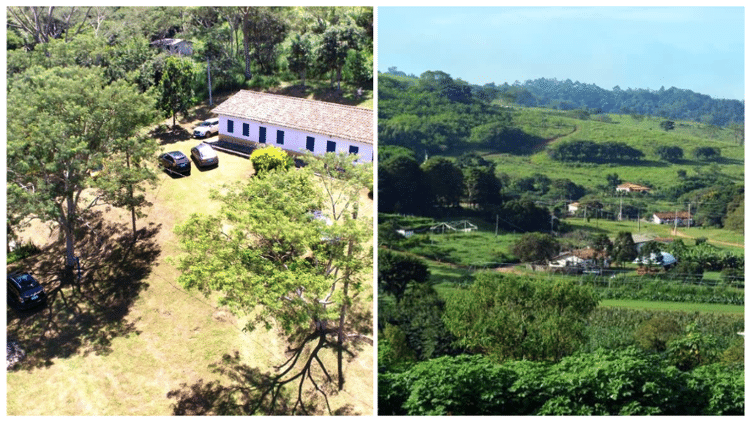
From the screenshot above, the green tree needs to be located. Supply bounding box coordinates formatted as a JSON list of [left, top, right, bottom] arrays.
[[692, 146, 721, 161], [378, 249, 429, 303], [7, 65, 155, 270], [444, 273, 598, 362], [93, 133, 159, 239], [512, 232, 559, 263], [421, 157, 464, 207], [318, 21, 364, 90], [240, 6, 287, 76], [288, 32, 316, 86], [158, 55, 196, 127], [174, 153, 372, 412], [659, 120, 675, 131], [611, 232, 637, 266], [655, 145, 684, 162]]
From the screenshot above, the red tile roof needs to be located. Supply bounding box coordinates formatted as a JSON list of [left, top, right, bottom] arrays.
[[211, 90, 373, 145]]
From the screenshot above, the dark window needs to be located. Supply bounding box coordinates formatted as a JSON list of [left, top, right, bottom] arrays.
[[326, 141, 336, 152], [276, 130, 284, 145], [306, 136, 315, 152], [243, 123, 249, 137], [349, 145, 359, 155], [227, 120, 234, 133], [259, 127, 266, 143]]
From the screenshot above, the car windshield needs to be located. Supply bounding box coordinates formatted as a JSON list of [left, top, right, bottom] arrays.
[[14, 274, 38, 288], [197, 121, 211, 127], [172, 153, 188, 163]]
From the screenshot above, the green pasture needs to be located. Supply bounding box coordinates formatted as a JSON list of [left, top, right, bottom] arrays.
[[486, 108, 744, 192], [562, 218, 744, 253], [600, 299, 744, 314]]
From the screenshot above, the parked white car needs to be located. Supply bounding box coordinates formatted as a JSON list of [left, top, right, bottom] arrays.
[[193, 118, 219, 138]]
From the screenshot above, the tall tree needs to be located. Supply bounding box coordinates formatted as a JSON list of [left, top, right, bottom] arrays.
[[318, 21, 364, 90], [158, 55, 196, 128], [173, 152, 372, 413], [93, 134, 160, 239], [421, 157, 464, 208], [288, 32, 316, 87], [7, 66, 156, 270]]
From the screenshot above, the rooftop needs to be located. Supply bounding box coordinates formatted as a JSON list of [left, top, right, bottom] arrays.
[[211, 90, 373, 145]]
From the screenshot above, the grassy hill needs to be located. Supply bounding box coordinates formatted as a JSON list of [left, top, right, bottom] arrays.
[[474, 107, 743, 193]]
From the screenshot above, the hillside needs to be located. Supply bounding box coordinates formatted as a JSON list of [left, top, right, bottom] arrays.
[[378, 71, 744, 232]]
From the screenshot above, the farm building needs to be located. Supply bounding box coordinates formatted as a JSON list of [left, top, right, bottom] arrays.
[[210, 90, 373, 162], [616, 182, 651, 193], [150, 38, 193, 56], [652, 211, 694, 226], [567, 201, 580, 215], [549, 248, 610, 270]]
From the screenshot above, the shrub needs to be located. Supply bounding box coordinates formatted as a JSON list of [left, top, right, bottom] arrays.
[[7, 242, 41, 264], [249, 145, 292, 173], [634, 315, 682, 352], [655, 145, 683, 162]]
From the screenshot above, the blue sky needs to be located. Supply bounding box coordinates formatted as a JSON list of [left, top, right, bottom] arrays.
[[377, 7, 744, 100]]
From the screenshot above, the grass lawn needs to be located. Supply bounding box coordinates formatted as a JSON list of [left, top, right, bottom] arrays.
[[7, 109, 373, 415], [600, 299, 744, 314]]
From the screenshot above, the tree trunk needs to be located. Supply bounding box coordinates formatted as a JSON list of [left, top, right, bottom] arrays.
[[62, 197, 77, 269]]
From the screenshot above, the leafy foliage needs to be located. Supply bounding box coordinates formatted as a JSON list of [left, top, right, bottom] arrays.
[[378, 249, 429, 302], [512, 232, 559, 263], [443, 273, 598, 362], [381, 348, 744, 415], [249, 145, 292, 173]]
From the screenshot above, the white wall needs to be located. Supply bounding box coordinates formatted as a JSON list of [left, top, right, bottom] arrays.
[[217, 115, 373, 162]]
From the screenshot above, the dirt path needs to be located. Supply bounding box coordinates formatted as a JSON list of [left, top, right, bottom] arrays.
[[530, 125, 578, 154]]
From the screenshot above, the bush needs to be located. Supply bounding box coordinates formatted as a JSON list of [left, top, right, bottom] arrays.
[[7, 242, 41, 264], [249, 145, 292, 173], [655, 145, 683, 162], [634, 315, 682, 352], [692, 146, 721, 161]]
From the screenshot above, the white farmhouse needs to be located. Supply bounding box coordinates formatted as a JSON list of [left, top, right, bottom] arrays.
[[211, 90, 373, 162]]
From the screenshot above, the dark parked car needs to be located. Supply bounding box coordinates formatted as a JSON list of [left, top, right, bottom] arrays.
[[190, 143, 219, 167], [159, 151, 191, 176], [7, 272, 46, 310]]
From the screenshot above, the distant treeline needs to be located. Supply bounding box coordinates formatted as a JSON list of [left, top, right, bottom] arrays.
[[383, 68, 744, 127]]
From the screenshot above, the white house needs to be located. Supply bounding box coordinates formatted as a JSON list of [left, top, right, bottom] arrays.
[[567, 201, 580, 215], [151, 38, 193, 56], [616, 182, 651, 193], [652, 211, 694, 226], [549, 248, 610, 269], [210, 90, 373, 162]]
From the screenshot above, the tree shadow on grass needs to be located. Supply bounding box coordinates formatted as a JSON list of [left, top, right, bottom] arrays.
[[168, 327, 368, 416], [150, 125, 192, 146], [6, 213, 161, 371]]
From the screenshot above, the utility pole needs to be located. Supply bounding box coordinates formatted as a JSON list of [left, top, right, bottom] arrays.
[[618, 197, 623, 221], [673, 208, 678, 235]]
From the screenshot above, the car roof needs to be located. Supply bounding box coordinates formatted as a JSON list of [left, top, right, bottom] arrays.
[[205, 118, 219, 123], [166, 151, 187, 158], [193, 143, 216, 153]]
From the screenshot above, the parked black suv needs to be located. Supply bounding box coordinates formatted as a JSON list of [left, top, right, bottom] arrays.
[[7, 272, 46, 310], [159, 151, 191, 176]]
